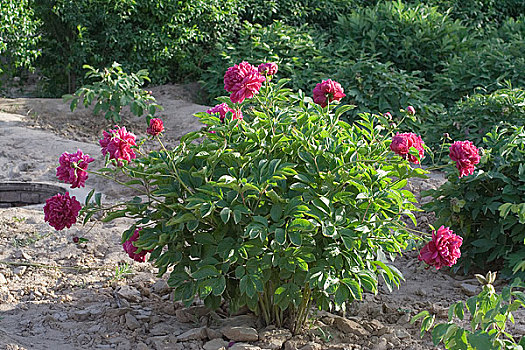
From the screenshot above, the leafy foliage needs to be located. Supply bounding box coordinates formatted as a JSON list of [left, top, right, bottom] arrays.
[[32, 0, 241, 95], [412, 273, 525, 350], [332, 1, 469, 80], [201, 21, 329, 102], [0, 0, 40, 77], [424, 126, 525, 277], [63, 63, 162, 123], [84, 77, 426, 332]]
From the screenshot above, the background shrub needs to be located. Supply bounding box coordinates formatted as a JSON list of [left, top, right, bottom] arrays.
[[201, 21, 329, 102], [332, 1, 469, 80], [32, 0, 241, 96], [425, 126, 525, 278], [0, 0, 40, 79]]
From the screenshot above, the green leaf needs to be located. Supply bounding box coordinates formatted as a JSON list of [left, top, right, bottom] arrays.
[[220, 207, 231, 224], [209, 275, 226, 296], [270, 204, 283, 222], [467, 332, 493, 349], [432, 323, 452, 346], [335, 283, 350, 305], [192, 266, 220, 280], [275, 228, 286, 245], [288, 229, 302, 246]]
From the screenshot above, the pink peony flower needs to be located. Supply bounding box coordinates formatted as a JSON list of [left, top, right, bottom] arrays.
[[123, 228, 152, 263], [390, 132, 425, 164], [224, 61, 266, 104], [407, 106, 416, 115], [56, 149, 94, 188], [99, 126, 137, 166], [449, 140, 481, 178], [418, 226, 463, 269], [206, 103, 243, 122], [384, 112, 392, 119], [43, 192, 82, 231], [147, 118, 164, 136], [258, 62, 278, 76], [312, 79, 346, 108]]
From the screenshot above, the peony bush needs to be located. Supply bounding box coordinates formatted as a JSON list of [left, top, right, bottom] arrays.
[[44, 61, 482, 332]]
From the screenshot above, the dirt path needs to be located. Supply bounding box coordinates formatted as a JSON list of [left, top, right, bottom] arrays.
[[0, 88, 523, 350]]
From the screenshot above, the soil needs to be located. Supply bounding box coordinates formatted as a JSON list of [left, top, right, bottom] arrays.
[[0, 87, 523, 350]]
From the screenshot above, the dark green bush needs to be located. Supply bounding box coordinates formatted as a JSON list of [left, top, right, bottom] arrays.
[[0, 0, 40, 78], [332, 56, 443, 129], [239, 0, 359, 29], [201, 21, 330, 102], [333, 1, 469, 79], [32, 0, 241, 96], [434, 22, 525, 104], [425, 126, 525, 278]]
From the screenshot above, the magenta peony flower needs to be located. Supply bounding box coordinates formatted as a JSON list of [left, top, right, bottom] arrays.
[[56, 149, 94, 188], [449, 140, 480, 178], [258, 62, 278, 76], [206, 103, 243, 122], [418, 226, 463, 269], [123, 228, 152, 263], [147, 118, 164, 136], [312, 79, 346, 108], [99, 126, 137, 166], [384, 112, 392, 119], [390, 132, 425, 164], [224, 61, 266, 104], [407, 106, 416, 115], [43, 192, 82, 231]]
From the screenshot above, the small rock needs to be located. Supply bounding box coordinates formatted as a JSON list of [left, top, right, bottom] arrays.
[[300, 343, 322, 350], [371, 337, 388, 350], [13, 266, 27, 276], [136, 342, 149, 350], [229, 344, 261, 350], [396, 314, 411, 325], [394, 329, 410, 339], [258, 328, 292, 349], [215, 314, 257, 328], [203, 338, 229, 350], [152, 280, 171, 295], [222, 326, 259, 342], [175, 305, 210, 323], [460, 283, 479, 296], [116, 285, 142, 303], [71, 309, 91, 321], [0, 273, 8, 284], [125, 312, 141, 330], [176, 327, 207, 341], [207, 328, 223, 339], [333, 317, 370, 337]]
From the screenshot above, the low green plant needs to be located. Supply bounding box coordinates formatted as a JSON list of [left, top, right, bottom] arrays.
[[113, 262, 133, 281], [81, 75, 426, 333], [424, 126, 525, 277], [63, 62, 162, 123], [412, 272, 525, 350]]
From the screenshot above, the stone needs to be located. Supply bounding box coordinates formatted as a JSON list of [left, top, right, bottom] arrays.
[[394, 329, 410, 339], [176, 327, 208, 341], [229, 344, 261, 350], [136, 342, 149, 350], [300, 343, 322, 350], [207, 327, 223, 339], [258, 328, 292, 349], [147, 335, 178, 350], [116, 285, 142, 303], [175, 305, 210, 323], [152, 279, 171, 295], [333, 317, 370, 337], [215, 314, 257, 328], [71, 309, 91, 321], [125, 312, 141, 330], [460, 283, 479, 296], [203, 338, 229, 350], [0, 273, 7, 284], [150, 323, 181, 336], [371, 337, 388, 350], [222, 326, 259, 342]]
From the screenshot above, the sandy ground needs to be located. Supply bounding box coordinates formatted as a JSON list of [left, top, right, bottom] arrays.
[[0, 87, 523, 350]]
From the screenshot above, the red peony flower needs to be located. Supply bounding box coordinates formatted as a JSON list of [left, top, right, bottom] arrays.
[[406, 106, 416, 115], [418, 226, 463, 270], [122, 228, 153, 263], [224, 61, 266, 104], [147, 118, 164, 136], [99, 126, 137, 166], [390, 132, 425, 164], [312, 79, 346, 108], [206, 103, 243, 122], [44, 192, 82, 231], [258, 62, 278, 76], [449, 140, 480, 178], [56, 149, 94, 188]]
